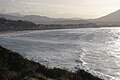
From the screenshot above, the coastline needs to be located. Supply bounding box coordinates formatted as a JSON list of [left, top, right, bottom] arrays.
[[0, 27, 119, 35], [0, 45, 103, 80]]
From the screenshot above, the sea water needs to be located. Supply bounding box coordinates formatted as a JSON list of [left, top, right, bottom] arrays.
[[0, 28, 120, 80]]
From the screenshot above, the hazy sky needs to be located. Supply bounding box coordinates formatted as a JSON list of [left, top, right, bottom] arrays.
[[0, 0, 120, 19]]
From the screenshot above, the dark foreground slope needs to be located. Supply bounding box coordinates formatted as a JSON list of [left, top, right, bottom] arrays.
[[0, 46, 103, 80]]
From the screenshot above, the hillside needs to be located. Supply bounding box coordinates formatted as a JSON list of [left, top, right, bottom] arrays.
[[91, 9, 120, 25], [0, 13, 89, 24], [0, 46, 103, 80], [0, 18, 38, 31]]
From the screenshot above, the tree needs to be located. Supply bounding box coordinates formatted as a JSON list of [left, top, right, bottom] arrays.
[[0, 17, 6, 25]]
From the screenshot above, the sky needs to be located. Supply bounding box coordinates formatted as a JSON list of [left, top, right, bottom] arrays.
[[0, 0, 120, 19]]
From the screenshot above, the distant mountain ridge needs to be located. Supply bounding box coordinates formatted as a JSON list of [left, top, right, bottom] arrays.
[[0, 13, 89, 24], [0, 17, 98, 32], [2, 10, 120, 25], [0, 14, 21, 20]]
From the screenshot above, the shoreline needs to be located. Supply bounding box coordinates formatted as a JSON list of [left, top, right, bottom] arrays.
[[0, 27, 120, 35]]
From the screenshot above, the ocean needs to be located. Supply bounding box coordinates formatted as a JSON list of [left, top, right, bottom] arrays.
[[0, 28, 120, 80]]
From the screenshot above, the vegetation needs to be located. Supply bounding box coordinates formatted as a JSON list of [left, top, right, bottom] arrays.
[[0, 18, 37, 31], [0, 46, 103, 80], [0, 18, 99, 32], [0, 17, 119, 32]]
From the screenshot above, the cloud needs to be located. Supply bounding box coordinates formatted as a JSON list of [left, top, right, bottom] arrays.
[[0, 0, 120, 18], [24, 1, 41, 5], [0, 8, 6, 13], [11, 0, 15, 2], [0, 0, 15, 2]]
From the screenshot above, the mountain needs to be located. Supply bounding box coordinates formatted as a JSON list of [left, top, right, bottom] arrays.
[[0, 14, 22, 20], [0, 13, 89, 24], [91, 9, 120, 25], [22, 15, 56, 24]]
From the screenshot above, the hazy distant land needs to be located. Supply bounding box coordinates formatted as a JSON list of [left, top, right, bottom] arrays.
[[0, 17, 119, 32], [1, 9, 120, 32]]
